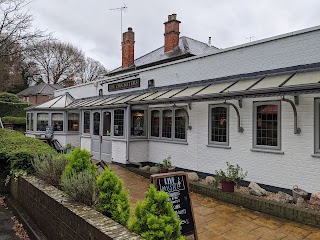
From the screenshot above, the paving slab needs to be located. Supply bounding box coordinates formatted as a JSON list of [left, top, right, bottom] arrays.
[[0, 201, 20, 240], [111, 164, 320, 240]]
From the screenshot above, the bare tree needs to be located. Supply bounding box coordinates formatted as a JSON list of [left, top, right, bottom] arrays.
[[29, 40, 86, 85], [0, 0, 44, 58], [79, 57, 106, 84]]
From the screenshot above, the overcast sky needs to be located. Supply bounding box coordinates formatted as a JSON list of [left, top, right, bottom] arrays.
[[29, 0, 320, 71]]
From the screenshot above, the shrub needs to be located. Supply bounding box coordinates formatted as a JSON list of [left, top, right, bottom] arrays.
[[213, 162, 248, 188], [129, 184, 184, 240], [63, 147, 96, 177], [96, 167, 130, 226], [0, 92, 29, 117], [61, 169, 97, 206], [2, 116, 26, 125], [0, 129, 58, 172], [32, 154, 68, 188]]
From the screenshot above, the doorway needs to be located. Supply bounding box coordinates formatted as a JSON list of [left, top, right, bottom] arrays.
[[91, 110, 112, 162]]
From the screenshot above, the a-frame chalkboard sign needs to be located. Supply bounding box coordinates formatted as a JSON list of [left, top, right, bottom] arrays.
[[151, 172, 198, 239]]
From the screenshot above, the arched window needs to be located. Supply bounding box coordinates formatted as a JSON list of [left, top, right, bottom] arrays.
[[175, 109, 187, 139], [151, 110, 160, 137]]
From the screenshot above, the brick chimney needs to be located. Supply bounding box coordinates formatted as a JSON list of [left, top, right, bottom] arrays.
[[164, 14, 181, 53], [122, 27, 135, 68]]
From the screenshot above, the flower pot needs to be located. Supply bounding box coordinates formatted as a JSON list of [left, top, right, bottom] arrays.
[[168, 167, 176, 173], [160, 168, 169, 173], [221, 181, 235, 192]]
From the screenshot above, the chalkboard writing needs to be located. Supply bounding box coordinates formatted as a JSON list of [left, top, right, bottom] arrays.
[[151, 172, 197, 238]]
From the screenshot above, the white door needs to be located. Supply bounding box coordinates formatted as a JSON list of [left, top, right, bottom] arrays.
[[91, 111, 101, 160], [101, 111, 112, 162]]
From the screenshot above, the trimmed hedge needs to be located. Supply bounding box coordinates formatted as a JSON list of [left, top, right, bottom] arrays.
[[0, 92, 30, 117], [2, 116, 26, 125], [0, 128, 57, 172]]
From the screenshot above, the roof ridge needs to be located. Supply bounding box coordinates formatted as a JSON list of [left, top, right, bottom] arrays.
[[183, 36, 220, 50]]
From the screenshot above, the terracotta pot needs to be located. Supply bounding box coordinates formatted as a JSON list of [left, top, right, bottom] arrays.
[[221, 181, 235, 192]]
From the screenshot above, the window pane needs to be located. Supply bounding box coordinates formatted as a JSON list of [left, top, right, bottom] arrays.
[[83, 111, 90, 134], [175, 109, 186, 139], [37, 113, 48, 131], [30, 113, 33, 131], [162, 109, 172, 138], [131, 110, 145, 136], [52, 113, 63, 131], [93, 112, 100, 135], [68, 113, 79, 131], [151, 110, 160, 137], [256, 104, 278, 147], [26, 113, 30, 131], [211, 107, 227, 143], [114, 109, 124, 136], [103, 111, 111, 136]]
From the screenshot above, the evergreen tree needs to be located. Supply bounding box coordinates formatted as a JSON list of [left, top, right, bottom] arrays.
[[129, 184, 184, 240]]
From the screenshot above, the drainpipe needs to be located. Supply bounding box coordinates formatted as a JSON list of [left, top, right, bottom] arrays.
[[125, 104, 142, 167]]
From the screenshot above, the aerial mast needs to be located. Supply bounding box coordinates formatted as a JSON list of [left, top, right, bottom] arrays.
[[109, 4, 128, 43]]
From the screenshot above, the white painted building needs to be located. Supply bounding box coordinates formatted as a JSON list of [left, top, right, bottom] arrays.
[[26, 14, 320, 193]]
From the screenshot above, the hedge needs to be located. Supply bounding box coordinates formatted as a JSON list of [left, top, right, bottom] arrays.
[[0, 92, 30, 117], [0, 128, 58, 172], [2, 116, 26, 125]]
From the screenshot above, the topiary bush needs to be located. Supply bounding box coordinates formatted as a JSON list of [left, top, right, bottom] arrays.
[[0, 92, 30, 117], [63, 147, 96, 177], [2, 116, 26, 125], [129, 184, 184, 240], [96, 167, 130, 226], [0, 129, 58, 173], [32, 153, 68, 188], [61, 169, 97, 206]]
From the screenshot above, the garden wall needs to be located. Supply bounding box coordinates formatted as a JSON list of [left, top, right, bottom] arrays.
[[11, 176, 142, 240]]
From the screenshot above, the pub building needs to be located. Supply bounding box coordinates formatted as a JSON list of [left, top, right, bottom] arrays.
[[26, 14, 320, 193]]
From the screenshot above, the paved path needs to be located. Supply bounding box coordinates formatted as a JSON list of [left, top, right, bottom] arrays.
[[111, 164, 320, 240], [0, 197, 20, 240]]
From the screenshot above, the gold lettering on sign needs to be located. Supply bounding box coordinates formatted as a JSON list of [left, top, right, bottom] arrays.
[[108, 79, 140, 92]]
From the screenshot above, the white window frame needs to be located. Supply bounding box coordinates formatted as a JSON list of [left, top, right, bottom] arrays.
[[314, 99, 320, 154], [51, 112, 64, 132], [67, 111, 80, 132], [253, 100, 281, 150], [82, 110, 91, 136], [148, 106, 188, 142], [130, 107, 148, 138], [36, 112, 49, 132], [113, 108, 125, 138], [208, 104, 229, 146]]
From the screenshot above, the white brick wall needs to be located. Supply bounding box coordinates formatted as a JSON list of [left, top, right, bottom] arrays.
[[148, 94, 320, 193], [129, 140, 149, 163], [112, 140, 127, 164], [80, 136, 91, 151]]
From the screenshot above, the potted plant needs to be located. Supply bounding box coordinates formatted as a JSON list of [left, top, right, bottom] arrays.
[[213, 162, 247, 192], [156, 156, 175, 173]]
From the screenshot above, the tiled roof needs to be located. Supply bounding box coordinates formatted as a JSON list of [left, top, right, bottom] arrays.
[[110, 36, 220, 74], [17, 84, 63, 96]]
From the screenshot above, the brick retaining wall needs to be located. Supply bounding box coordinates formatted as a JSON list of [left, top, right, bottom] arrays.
[[11, 176, 142, 240]]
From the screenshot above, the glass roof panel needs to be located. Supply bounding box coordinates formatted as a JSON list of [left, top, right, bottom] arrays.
[[251, 74, 290, 90], [173, 85, 208, 98], [156, 88, 185, 99], [96, 97, 117, 105], [195, 82, 233, 96], [107, 95, 128, 104], [113, 95, 139, 104], [130, 92, 155, 101], [35, 96, 62, 108], [142, 90, 169, 100], [80, 98, 100, 107], [225, 79, 260, 92], [77, 99, 95, 107], [91, 98, 110, 106], [284, 71, 320, 86]]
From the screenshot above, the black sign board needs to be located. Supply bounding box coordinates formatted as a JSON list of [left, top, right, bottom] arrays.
[[151, 172, 198, 239], [108, 78, 140, 92]]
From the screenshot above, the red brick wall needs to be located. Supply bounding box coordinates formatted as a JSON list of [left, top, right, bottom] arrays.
[[164, 14, 180, 52], [23, 95, 50, 105], [122, 27, 135, 68]]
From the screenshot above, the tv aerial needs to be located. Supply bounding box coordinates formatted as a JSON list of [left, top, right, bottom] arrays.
[[109, 4, 128, 43]]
